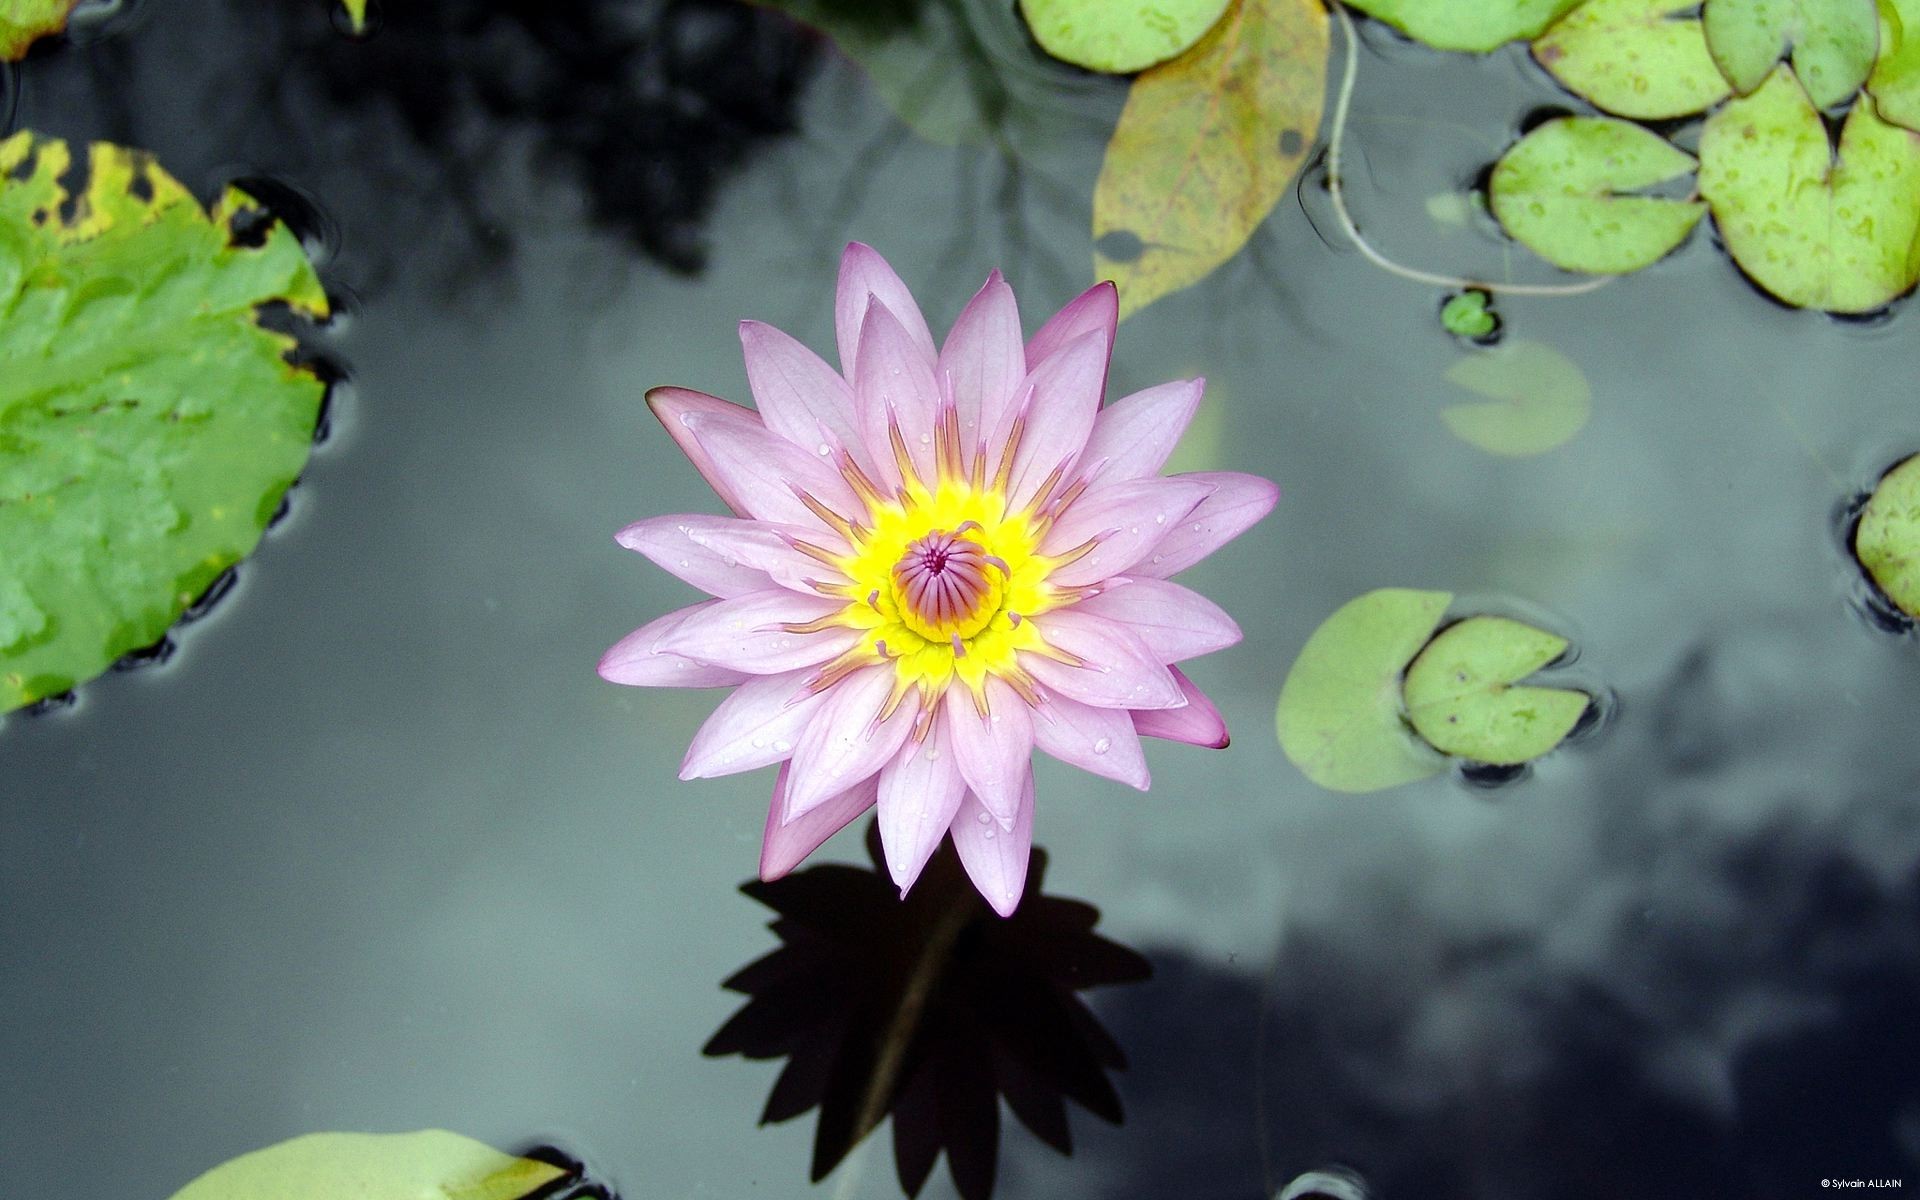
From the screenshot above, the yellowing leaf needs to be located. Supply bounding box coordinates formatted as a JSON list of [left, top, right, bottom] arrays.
[[1703, 0, 1878, 108], [1344, 0, 1582, 51], [167, 1131, 568, 1200], [1855, 452, 1920, 619], [1092, 0, 1328, 319], [1441, 340, 1591, 457], [1533, 0, 1731, 118], [1402, 616, 1589, 765], [1020, 0, 1231, 72], [0, 0, 78, 59]]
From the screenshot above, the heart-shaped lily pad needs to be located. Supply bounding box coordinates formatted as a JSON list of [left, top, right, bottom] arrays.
[[1854, 452, 1920, 620], [1344, 0, 1584, 52], [168, 1131, 570, 1200], [1440, 289, 1499, 340], [1703, 0, 1877, 108], [1533, 0, 1731, 118], [1402, 615, 1590, 764], [1441, 339, 1590, 457], [1019, 0, 1231, 72]]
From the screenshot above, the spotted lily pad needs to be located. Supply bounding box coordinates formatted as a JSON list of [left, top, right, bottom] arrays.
[[1533, 0, 1732, 118], [0, 132, 329, 713], [1275, 588, 1450, 794], [1855, 453, 1920, 619], [1698, 66, 1920, 312], [1490, 116, 1706, 275], [167, 1131, 569, 1200], [1868, 0, 1920, 131], [0, 0, 78, 58], [1402, 616, 1588, 764], [1019, 0, 1231, 72], [1703, 0, 1877, 108], [1441, 339, 1590, 456], [1344, 0, 1583, 51]]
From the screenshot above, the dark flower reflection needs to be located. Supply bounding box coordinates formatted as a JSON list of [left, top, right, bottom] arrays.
[[703, 821, 1150, 1200]]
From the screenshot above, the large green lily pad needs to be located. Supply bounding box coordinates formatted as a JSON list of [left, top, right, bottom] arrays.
[[1441, 339, 1591, 457], [1868, 0, 1920, 131], [1275, 588, 1450, 794], [1855, 452, 1920, 619], [1344, 0, 1584, 52], [1698, 66, 1920, 312], [1533, 0, 1731, 118], [1019, 0, 1230, 72], [1490, 116, 1707, 275], [0, 0, 77, 59], [1402, 616, 1589, 764], [1703, 0, 1877, 108], [0, 132, 329, 713], [168, 1131, 569, 1200]]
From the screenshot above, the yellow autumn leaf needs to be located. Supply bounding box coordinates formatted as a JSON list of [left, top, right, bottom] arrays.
[[1092, 0, 1329, 320]]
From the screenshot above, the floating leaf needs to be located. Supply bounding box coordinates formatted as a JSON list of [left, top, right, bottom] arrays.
[[1402, 616, 1588, 764], [1697, 66, 1920, 311], [1092, 0, 1328, 319], [1441, 339, 1591, 456], [1019, 0, 1231, 72], [1439, 289, 1499, 339], [167, 1131, 569, 1200], [1275, 588, 1450, 794], [1702, 0, 1877, 107], [1343, 0, 1583, 52], [1869, 0, 1920, 131], [1490, 116, 1706, 275], [0, 132, 328, 712], [1532, 0, 1731, 118], [340, 0, 369, 34], [0, 0, 77, 59], [1855, 452, 1920, 619]]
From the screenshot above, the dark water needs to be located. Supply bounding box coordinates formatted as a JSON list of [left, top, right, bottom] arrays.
[[5, 2, 1920, 1198]]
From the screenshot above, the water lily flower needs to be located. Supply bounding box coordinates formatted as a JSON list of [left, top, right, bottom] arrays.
[[601, 243, 1277, 915]]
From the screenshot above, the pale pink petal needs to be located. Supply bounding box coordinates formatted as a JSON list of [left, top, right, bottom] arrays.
[[653, 590, 858, 674], [1025, 280, 1116, 373], [684, 411, 863, 536], [999, 329, 1110, 510], [646, 386, 757, 515], [598, 603, 752, 688], [616, 514, 830, 598], [1022, 608, 1183, 710], [1132, 472, 1279, 579], [1039, 477, 1214, 587], [835, 242, 935, 379], [854, 297, 942, 488], [760, 761, 878, 882], [1131, 666, 1230, 747], [656, 518, 845, 593], [876, 722, 967, 894], [784, 666, 919, 822], [1030, 695, 1150, 789], [1074, 577, 1242, 663], [1079, 379, 1204, 486], [739, 320, 874, 473], [680, 669, 829, 779], [942, 678, 1035, 828], [950, 777, 1034, 918], [937, 272, 1025, 454]]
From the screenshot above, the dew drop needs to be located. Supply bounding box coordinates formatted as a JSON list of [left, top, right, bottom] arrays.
[[983, 827, 995, 839], [1152, 554, 1164, 564], [977, 811, 992, 824], [1191, 522, 1203, 532], [817, 442, 832, 456], [925, 746, 941, 761], [1155, 513, 1166, 524], [1130, 525, 1139, 534], [678, 558, 690, 568], [750, 736, 766, 749], [773, 739, 792, 753], [919, 432, 932, 444], [1093, 737, 1112, 755]]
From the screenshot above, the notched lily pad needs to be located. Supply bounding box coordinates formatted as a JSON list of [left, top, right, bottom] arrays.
[[1402, 615, 1589, 765], [1441, 339, 1590, 456], [167, 1131, 571, 1200], [1533, 0, 1732, 118], [1490, 116, 1707, 275], [1019, 0, 1231, 72], [0, 131, 329, 713], [0, 0, 77, 59], [1344, 0, 1584, 51], [1703, 0, 1877, 108], [1440, 289, 1499, 340], [1854, 452, 1920, 620]]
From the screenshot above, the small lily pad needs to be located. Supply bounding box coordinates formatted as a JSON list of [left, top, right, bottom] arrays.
[[1275, 588, 1451, 794], [1019, 0, 1231, 72], [1490, 116, 1707, 275], [0, 0, 77, 59], [1402, 616, 1589, 764], [1533, 0, 1732, 118], [1855, 452, 1920, 619], [1441, 339, 1591, 456], [340, 0, 370, 34], [1703, 0, 1877, 108], [1440, 289, 1499, 339], [1344, 0, 1584, 51], [1868, 0, 1920, 131], [167, 1131, 570, 1200]]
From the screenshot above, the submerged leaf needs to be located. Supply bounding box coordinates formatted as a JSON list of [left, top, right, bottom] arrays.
[[1490, 116, 1706, 274], [1702, 0, 1877, 108], [0, 0, 77, 59], [1402, 616, 1589, 765], [0, 132, 329, 712], [1533, 0, 1731, 118], [1019, 0, 1231, 72], [1092, 0, 1328, 319], [1868, 0, 1920, 132], [167, 1131, 569, 1200], [1855, 452, 1920, 619], [1441, 339, 1591, 456], [1275, 588, 1451, 794], [1698, 66, 1920, 311], [1344, 0, 1583, 51]]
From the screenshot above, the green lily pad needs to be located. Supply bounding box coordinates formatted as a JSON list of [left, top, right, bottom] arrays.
[[1441, 339, 1591, 456], [1402, 616, 1589, 764], [341, 0, 370, 34], [1440, 289, 1499, 339], [1855, 452, 1920, 619], [1697, 66, 1920, 312], [1533, 0, 1732, 118], [1344, 0, 1584, 52], [1868, 0, 1920, 131], [1275, 588, 1451, 794], [1490, 116, 1707, 275], [0, 132, 329, 713], [1703, 0, 1877, 108], [168, 1131, 569, 1200], [1019, 0, 1230, 72], [1, 0, 78, 59]]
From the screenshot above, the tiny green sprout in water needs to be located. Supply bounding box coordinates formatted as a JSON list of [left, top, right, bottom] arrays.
[[1441, 289, 1500, 340]]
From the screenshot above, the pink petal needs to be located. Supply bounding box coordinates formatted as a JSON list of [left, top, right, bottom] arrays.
[[784, 666, 919, 822], [854, 297, 942, 488], [759, 761, 878, 882], [1030, 695, 1150, 789], [1039, 477, 1214, 587], [1079, 379, 1204, 485], [653, 590, 858, 674], [616, 514, 830, 598], [1132, 666, 1230, 747], [680, 669, 829, 779], [1026, 279, 1116, 374], [876, 722, 967, 894], [646, 386, 758, 515], [739, 320, 874, 474], [653, 517, 844, 593], [598, 603, 752, 688], [950, 777, 1034, 918], [999, 329, 1111, 510], [1022, 608, 1183, 710], [684, 411, 863, 536], [937, 272, 1025, 456], [1132, 472, 1279, 579], [942, 678, 1035, 829], [1073, 577, 1242, 663], [835, 242, 935, 379]]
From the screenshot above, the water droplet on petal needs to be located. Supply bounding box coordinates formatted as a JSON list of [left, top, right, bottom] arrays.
[[1093, 737, 1112, 754], [1155, 513, 1166, 524], [817, 442, 832, 456], [982, 827, 994, 839], [925, 747, 940, 761], [977, 811, 992, 824], [1151, 554, 1164, 564], [773, 739, 792, 753], [679, 558, 691, 568], [751, 736, 766, 748], [1191, 522, 1203, 532]]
